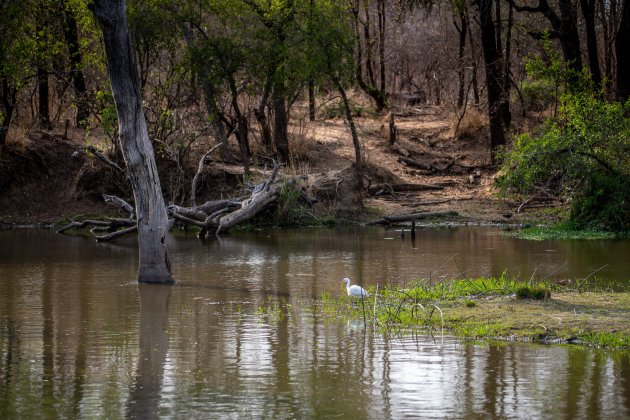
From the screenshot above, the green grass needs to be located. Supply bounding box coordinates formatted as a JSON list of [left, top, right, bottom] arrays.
[[317, 276, 630, 351], [505, 222, 620, 240]]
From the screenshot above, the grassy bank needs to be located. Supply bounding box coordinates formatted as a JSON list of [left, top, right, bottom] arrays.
[[505, 222, 623, 240], [318, 276, 630, 351]]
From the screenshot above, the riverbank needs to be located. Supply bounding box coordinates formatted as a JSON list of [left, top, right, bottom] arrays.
[[317, 278, 630, 351], [0, 106, 561, 227]]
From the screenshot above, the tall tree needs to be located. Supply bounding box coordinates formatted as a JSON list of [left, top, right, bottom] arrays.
[[579, 0, 602, 86], [90, 0, 174, 284], [508, 0, 582, 73], [60, 0, 90, 128], [349, 0, 387, 111], [0, 0, 23, 149], [477, 0, 507, 157], [616, 0, 630, 101]]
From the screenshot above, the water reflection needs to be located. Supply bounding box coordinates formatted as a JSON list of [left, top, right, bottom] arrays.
[[0, 228, 630, 417], [127, 285, 171, 418]]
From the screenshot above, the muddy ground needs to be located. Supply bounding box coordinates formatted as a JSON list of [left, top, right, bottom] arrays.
[[0, 105, 553, 226]]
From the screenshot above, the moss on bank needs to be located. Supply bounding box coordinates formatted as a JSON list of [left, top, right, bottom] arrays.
[[318, 277, 630, 351]]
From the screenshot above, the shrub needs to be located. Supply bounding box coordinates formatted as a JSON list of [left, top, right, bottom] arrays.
[[498, 91, 630, 230], [515, 285, 551, 300]]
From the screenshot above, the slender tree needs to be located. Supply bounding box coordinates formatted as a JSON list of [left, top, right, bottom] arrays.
[[60, 0, 90, 128], [90, 0, 174, 284]]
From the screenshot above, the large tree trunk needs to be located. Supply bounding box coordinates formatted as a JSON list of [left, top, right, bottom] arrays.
[[255, 76, 273, 149], [202, 82, 232, 162], [455, 8, 468, 109], [478, 0, 506, 159], [0, 77, 16, 148], [335, 79, 362, 172], [350, 0, 387, 112], [272, 85, 290, 163], [90, 0, 173, 284], [228, 75, 249, 174], [61, 0, 90, 128], [616, 0, 630, 102], [580, 0, 602, 86], [37, 64, 51, 129]]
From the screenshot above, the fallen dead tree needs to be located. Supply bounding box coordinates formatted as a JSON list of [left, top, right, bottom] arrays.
[[168, 162, 286, 238], [58, 162, 299, 240], [57, 195, 138, 241]]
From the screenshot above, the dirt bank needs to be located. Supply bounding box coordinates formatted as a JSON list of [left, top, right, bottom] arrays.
[[0, 106, 554, 226]]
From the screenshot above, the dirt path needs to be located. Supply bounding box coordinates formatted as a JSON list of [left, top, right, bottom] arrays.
[[291, 105, 521, 223]]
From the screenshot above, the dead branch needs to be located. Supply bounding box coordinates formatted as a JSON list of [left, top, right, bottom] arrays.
[[57, 219, 113, 234], [191, 142, 224, 207], [95, 225, 138, 242], [103, 194, 135, 218], [85, 146, 127, 175]]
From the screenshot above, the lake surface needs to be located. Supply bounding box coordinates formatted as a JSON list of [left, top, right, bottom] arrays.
[[1, 227, 629, 418]]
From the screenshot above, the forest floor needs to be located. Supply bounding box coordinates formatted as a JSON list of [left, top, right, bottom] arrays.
[[0, 104, 559, 226]]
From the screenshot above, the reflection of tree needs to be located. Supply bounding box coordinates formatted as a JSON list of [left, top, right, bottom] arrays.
[[42, 266, 57, 417], [483, 345, 506, 417], [126, 285, 171, 418]]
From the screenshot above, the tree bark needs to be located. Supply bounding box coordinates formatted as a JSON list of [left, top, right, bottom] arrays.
[[37, 64, 52, 129], [255, 76, 273, 149], [455, 8, 468, 109], [90, 0, 173, 284], [0, 76, 16, 148], [478, 0, 506, 158], [580, 0, 602, 86], [616, 0, 630, 102], [61, 0, 90, 128], [228, 75, 249, 174], [273, 84, 290, 163], [335, 79, 362, 173]]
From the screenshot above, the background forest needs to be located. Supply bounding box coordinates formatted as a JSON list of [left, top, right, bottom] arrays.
[[1, 0, 629, 230]]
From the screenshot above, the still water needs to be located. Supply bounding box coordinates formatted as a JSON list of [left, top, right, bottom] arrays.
[[0, 227, 629, 418]]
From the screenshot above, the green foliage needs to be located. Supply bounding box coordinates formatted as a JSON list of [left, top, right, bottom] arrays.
[[499, 47, 630, 230], [320, 100, 373, 119], [317, 277, 630, 350], [515, 285, 551, 300], [506, 222, 618, 240], [96, 90, 118, 143], [464, 299, 477, 308], [275, 181, 304, 226]]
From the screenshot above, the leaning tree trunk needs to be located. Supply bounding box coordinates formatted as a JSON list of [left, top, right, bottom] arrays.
[[90, 0, 173, 284]]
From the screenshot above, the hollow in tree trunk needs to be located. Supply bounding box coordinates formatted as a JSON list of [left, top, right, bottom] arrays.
[[90, 0, 173, 284]]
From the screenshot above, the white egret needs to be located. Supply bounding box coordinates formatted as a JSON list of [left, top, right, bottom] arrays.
[[342, 278, 369, 298]]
